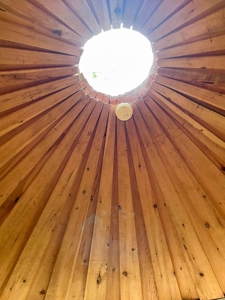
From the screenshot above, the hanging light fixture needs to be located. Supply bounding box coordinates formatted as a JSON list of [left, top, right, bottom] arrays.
[[115, 103, 133, 121]]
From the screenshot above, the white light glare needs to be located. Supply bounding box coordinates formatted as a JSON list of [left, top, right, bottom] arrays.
[[79, 28, 153, 96]]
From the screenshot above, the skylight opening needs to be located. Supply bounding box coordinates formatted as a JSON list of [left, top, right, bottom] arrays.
[[79, 28, 154, 97]]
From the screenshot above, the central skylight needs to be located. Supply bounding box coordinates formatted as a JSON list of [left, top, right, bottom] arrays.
[[79, 28, 153, 97]]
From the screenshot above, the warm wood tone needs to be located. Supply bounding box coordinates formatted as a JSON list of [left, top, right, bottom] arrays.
[[0, 1, 225, 300]]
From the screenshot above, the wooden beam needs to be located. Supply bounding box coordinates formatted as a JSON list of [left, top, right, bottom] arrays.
[[43, 103, 108, 300], [152, 81, 225, 141], [0, 19, 81, 56], [150, 0, 225, 42], [116, 118, 143, 299], [0, 66, 78, 95], [154, 7, 225, 50], [30, 0, 93, 39], [157, 34, 225, 59], [0, 47, 79, 71], [146, 89, 225, 170], [0, 92, 88, 204], [84, 105, 115, 300], [142, 0, 189, 35], [0, 5, 84, 46], [0, 75, 78, 116], [155, 75, 225, 115]]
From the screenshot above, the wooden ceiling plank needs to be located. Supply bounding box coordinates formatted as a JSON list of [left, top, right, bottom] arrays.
[[108, 0, 123, 29], [102, 96, 109, 104], [145, 92, 225, 239], [43, 103, 108, 300], [0, 99, 96, 299], [147, 89, 225, 171], [155, 75, 225, 115], [0, 75, 78, 117], [88, 0, 111, 31], [0, 90, 84, 184], [96, 92, 104, 101], [116, 118, 143, 300], [0, 1, 85, 47], [132, 104, 196, 300], [141, 0, 189, 36], [158, 56, 225, 71], [64, 0, 101, 35], [0, 83, 80, 144], [0, 66, 78, 95], [24, 194, 75, 299], [80, 79, 89, 90], [158, 67, 225, 94], [30, 0, 93, 40], [144, 98, 225, 290], [84, 106, 115, 300], [89, 90, 97, 99], [157, 33, 225, 59], [0, 19, 81, 56], [67, 158, 102, 300], [133, 0, 163, 32], [122, 0, 143, 29], [16, 99, 97, 300], [152, 81, 225, 141], [0, 93, 87, 199], [154, 7, 225, 50], [150, 0, 225, 42], [103, 110, 121, 300], [146, 99, 225, 294], [0, 47, 78, 71], [127, 114, 190, 299], [143, 99, 225, 222], [126, 141, 158, 300], [136, 100, 225, 299]]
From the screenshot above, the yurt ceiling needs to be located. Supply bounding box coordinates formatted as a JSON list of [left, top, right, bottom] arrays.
[[0, 0, 225, 299]]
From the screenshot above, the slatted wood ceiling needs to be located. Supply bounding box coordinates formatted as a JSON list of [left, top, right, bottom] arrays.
[[0, 0, 225, 299]]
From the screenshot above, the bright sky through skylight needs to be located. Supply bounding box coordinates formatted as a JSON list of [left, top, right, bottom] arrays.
[[79, 28, 153, 96]]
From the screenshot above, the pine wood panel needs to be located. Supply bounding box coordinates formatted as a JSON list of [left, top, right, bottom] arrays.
[[155, 75, 225, 115], [158, 67, 225, 93], [126, 115, 185, 300], [1, 1, 225, 299], [146, 89, 225, 170], [30, 0, 93, 40], [157, 33, 225, 59], [87, 0, 111, 31], [154, 7, 225, 50], [142, 0, 189, 35], [152, 81, 225, 141], [135, 100, 225, 299], [64, 0, 101, 35], [150, 0, 225, 42], [122, 0, 142, 29], [44, 103, 108, 300], [0, 47, 79, 70], [108, 0, 123, 28], [116, 118, 143, 300], [158, 56, 225, 71], [0, 66, 78, 95], [0, 19, 81, 56], [133, 0, 163, 31], [0, 75, 79, 116], [84, 106, 115, 300], [0, 0, 85, 45]]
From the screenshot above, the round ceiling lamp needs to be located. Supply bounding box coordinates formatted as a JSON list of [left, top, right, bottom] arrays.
[[115, 103, 133, 121]]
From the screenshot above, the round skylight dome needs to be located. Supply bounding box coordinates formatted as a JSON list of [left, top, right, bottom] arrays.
[[79, 28, 154, 97]]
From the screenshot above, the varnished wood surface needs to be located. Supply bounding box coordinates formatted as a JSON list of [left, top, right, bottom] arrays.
[[0, 0, 225, 299]]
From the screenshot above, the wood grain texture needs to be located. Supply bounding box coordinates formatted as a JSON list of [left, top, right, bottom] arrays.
[[0, 1, 225, 299]]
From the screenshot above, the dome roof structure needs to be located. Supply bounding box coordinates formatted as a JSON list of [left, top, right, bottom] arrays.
[[0, 1, 225, 299]]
